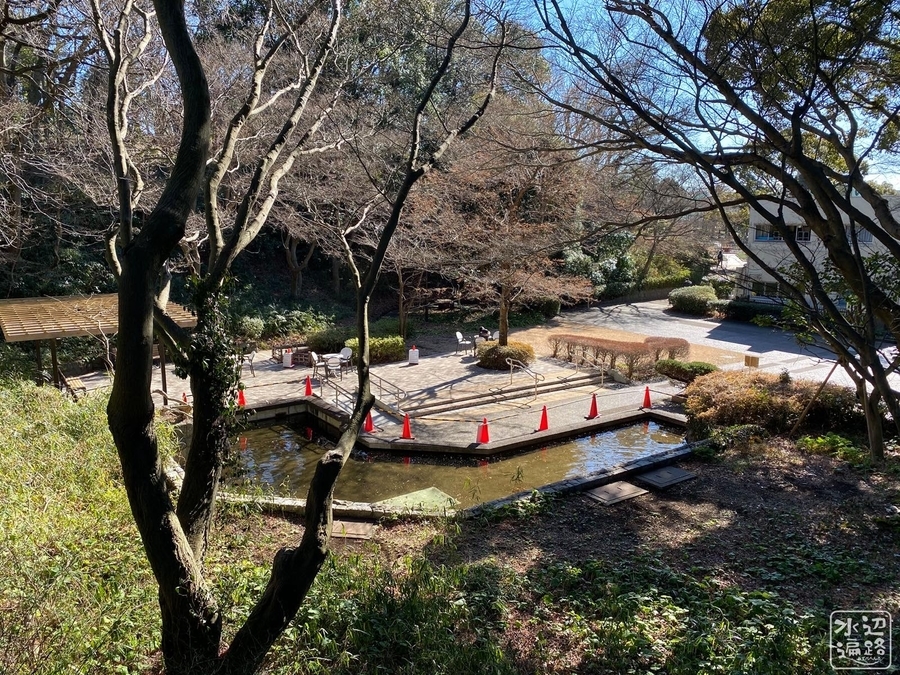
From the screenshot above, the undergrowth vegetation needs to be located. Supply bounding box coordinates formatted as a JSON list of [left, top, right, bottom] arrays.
[[0, 378, 886, 674], [684, 370, 866, 439]]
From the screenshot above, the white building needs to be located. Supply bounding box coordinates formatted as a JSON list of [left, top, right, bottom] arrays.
[[737, 195, 898, 303]]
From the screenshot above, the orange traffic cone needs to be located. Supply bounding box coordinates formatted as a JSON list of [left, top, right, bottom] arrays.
[[401, 414, 414, 439], [304, 375, 313, 396], [642, 386, 652, 409], [182, 392, 188, 403], [364, 410, 375, 433], [477, 417, 490, 444], [237, 389, 246, 407], [586, 393, 598, 419], [536, 405, 549, 432], [239, 436, 247, 451], [305, 426, 313, 440]]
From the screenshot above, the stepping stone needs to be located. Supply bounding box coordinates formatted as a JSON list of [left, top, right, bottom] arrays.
[[635, 466, 696, 489], [372, 486, 459, 512], [584, 481, 647, 505], [332, 520, 376, 540]]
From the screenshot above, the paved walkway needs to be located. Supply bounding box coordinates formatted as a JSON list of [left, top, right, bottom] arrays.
[[568, 300, 899, 389]]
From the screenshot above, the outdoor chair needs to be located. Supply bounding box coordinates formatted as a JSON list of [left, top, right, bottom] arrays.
[[241, 348, 256, 377], [324, 355, 343, 380], [455, 331, 473, 355], [492, 330, 500, 340], [309, 351, 324, 380], [339, 347, 353, 373]]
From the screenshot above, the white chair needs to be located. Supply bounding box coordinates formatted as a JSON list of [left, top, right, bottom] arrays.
[[309, 351, 324, 380], [455, 331, 473, 355], [492, 330, 500, 341], [339, 347, 353, 373], [324, 355, 342, 380]]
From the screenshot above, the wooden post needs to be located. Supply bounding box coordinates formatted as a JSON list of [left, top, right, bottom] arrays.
[[35, 341, 43, 384], [50, 338, 60, 387], [158, 342, 169, 404]]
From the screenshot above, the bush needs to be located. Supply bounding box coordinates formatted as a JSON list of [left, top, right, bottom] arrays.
[[694, 423, 770, 458], [369, 316, 416, 338], [797, 433, 868, 464], [702, 274, 736, 299], [710, 299, 785, 323], [641, 270, 692, 291], [261, 307, 331, 339], [643, 337, 690, 361], [684, 370, 866, 439], [532, 296, 561, 319], [655, 359, 719, 383], [307, 326, 355, 354], [234, 315, 264, 340], [344, 335, 407, 364], [476, 341, 535, 370], [668, 285, 718, 315]]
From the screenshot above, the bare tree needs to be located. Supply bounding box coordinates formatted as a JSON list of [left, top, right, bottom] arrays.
[[96, 0, 507, 672], [534, 0, 900, 459]]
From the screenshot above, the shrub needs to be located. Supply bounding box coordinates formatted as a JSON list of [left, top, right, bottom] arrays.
[[234, 315, 264, 340], [694, 423, 770, 458], [641, 270, 691, 291], [710, 299, 785, 323], [643, 337, 690, 361], [476, 341, 535, 370], [370, 316, 416, 338], [307, 327, 355, 354], [668, 285, 718, 315], [702, 274, 736, 299], [532, 296, 561, 319], [684, 370, 866, 438], [797, 433, 868, 464], [344, 335, 407, 364], [655, 359, 719, 383]]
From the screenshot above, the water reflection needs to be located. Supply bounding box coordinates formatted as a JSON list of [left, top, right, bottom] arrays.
[[225, 421, 683, 509]]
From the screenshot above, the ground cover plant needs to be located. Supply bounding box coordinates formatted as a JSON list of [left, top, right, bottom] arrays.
[[4, 380, 898, 673]]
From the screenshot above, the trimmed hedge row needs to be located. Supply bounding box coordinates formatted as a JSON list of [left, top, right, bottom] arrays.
[[344, 336, 407, 365], [655, 359, 718, 383], [710, 299, 785, 322], [548, 333, 690, 378]]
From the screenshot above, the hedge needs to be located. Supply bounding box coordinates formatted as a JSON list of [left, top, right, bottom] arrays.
[[307, 327, 355, 354], [548, 333, 690, 378], [344, 335, 407, 364], [709, 299, 785, 323], [476, 341, 535, 370], [668, 285, 718, 315], [655, 359, 718, 383]]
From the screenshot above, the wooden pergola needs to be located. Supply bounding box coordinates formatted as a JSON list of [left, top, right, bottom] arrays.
[[0, 294, 196, 395]]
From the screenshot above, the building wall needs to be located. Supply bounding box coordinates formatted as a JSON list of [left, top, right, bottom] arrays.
[[739, 196, 896, 302]]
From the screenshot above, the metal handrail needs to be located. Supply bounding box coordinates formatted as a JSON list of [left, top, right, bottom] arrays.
[[319, 372, 408, 417], [370, 372, 407, 416], [506, 357, 546, 397]]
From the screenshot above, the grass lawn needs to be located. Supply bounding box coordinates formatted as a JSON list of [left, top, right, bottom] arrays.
[[2, 381, 898, 673]]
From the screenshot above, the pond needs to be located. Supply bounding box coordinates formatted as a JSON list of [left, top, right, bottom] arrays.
[[226, 420, 684, 509]]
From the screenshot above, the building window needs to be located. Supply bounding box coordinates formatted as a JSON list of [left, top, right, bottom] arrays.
[[755, 224, 810, 241], [751, 280, 782, 298], [754, 225, 783, 241], [857, 229, 873, 243]]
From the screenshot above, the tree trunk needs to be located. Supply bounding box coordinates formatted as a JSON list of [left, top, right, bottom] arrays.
[[498, 284, 510, 346], [331, 256, 341, 295], [397, 270, 407, 339], [862, 386, 885, 462]]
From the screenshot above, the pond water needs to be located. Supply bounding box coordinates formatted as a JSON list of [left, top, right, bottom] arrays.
[[226, 420, 684, 509]]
